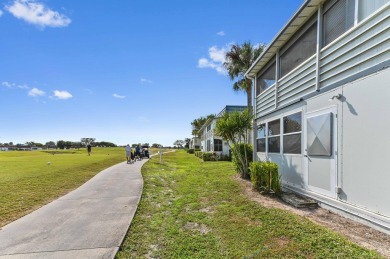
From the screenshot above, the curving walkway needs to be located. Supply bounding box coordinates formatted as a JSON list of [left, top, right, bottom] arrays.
[[0, 158, 147, 259]]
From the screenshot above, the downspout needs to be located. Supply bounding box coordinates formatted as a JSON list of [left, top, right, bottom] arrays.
[[275, 49, 280, 108], [316, 3, 323, 91], [246, 74, 256, 162]]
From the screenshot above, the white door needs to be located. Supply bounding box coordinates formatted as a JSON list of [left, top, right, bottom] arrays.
[[304, 107, 337, 198]]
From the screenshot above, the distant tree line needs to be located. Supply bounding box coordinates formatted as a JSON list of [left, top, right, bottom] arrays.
[[0, 138, 117, 149]]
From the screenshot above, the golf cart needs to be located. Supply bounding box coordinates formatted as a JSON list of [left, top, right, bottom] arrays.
[[141, 144, 150, 158]]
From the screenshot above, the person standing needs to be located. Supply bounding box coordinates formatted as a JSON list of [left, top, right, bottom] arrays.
[[126, 144, 132, 164], [135, 144, 141, 160], [87, 144, 92, 156]]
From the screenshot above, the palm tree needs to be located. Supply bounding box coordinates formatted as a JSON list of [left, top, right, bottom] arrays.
[[215, 109, 253, 179], [223, 41, 265, 115]]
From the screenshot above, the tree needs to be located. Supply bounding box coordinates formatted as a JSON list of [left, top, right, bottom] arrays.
[[45, 141, 57, 149], [191, 114, 215, 136], [57, 140, 66, 149], [184, 138, 191, 149], [223, 41, 265, 115], [215, 109, 253, 179], [152, 143, 161, 148], [81, 138, 96, 147], [173, 140, 185, 149]]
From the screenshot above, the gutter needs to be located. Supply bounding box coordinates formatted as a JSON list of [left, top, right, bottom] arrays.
[[246, 74, 257, 162]]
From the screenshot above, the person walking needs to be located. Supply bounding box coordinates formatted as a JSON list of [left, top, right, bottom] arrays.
[[125, 144, 132, 164], [87, 144, 92, 156]]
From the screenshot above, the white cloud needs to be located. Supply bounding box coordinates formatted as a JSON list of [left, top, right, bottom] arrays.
[[28, 87, 45, 96], [5, 0, 71, 28], [197, 45, 228, 75], [0, 10, 3, 17], [217, 31, 225, 36], [113, 93, 125, 99], [53, 90, 72, 100], [2, 81, 30, 89], [140, 78, 152, 84]]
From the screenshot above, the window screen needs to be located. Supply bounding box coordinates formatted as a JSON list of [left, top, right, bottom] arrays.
[[359, 0, 390, 21], [280, 21, 317, 78], [323, 0, 355, 47], [256, 61, 276, 96], [256, 124, 266, 152], [214, 139, 222, 152], [268, 119, 280, 153], [283, 112, 302, 154]]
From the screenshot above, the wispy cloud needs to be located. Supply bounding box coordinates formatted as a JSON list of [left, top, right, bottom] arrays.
[[5, 0, 71, 28], [28, 87, 45, 97], [53, 90, 72, 100], [0, 10, 3, 17], [2, 81, 29, 89], [197, 45, 229, 75], [140, 78, 152, 84], [113, 93, 125, 99], [217, 31, 225, 36]]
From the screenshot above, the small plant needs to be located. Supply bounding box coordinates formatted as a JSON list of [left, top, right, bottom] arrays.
[[250, 161, 281, 196]]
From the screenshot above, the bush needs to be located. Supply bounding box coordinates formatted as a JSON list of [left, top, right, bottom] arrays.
[[250, 162, 265, 191], [195, 151, 203, 158], [188, 149, 195, 154], [231, 143, 253, 178], [202, 152, 230, 162], [250, 161, 281, 195]]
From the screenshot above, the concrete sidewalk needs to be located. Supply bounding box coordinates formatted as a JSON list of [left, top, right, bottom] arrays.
[[0, 159, 147, 259]]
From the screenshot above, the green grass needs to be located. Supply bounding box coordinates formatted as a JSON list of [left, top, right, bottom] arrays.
[[0, 147, 126, 227], [117, 150, 382, 259]]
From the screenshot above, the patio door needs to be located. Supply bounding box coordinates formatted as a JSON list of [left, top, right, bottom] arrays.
[[304, 107, 337, 198]]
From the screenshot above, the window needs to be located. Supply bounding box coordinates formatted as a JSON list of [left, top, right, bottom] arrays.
[[359, 0, 390, 21], [207, 125, 211, 132], [206, 140, 211, 151], [268, 119, 280, 153], [283, 112, 302, 154], [214, 139, 222, 152], [256, 60, 276, 96], [256, 123, 266, 152], [323, 0, 355, 47], [280, 18, 317, 78]]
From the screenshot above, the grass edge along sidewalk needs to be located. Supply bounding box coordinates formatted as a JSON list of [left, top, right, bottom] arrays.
[[0, 147, 126, 227], [116, 150, 382, 258]]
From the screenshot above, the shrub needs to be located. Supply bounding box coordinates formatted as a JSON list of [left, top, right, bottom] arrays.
[[250, 161, 265, 191], [231, 143, 253, 178], [250, 161, 281, 196], [188, 149, 195, 154], [196, 151, 203, 158], [202, 152, 215, 161], [201, 152, 230, 162]]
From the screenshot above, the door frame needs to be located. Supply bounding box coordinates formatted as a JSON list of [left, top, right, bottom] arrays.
[[303, 106, 338, 198]]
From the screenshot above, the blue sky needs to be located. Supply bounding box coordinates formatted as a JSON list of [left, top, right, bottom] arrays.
[[0, 0, 303, 146]]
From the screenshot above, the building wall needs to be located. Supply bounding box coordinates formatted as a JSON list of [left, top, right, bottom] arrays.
[[341, 68, 390, 217], [256, 67, 390, 230]]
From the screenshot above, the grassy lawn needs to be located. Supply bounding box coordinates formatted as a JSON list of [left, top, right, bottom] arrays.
[[117, 150, 382, 258], [0, 147, 126, 227]]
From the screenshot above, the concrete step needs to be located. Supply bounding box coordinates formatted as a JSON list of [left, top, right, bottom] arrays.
[[281, 192, 318, 208]]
